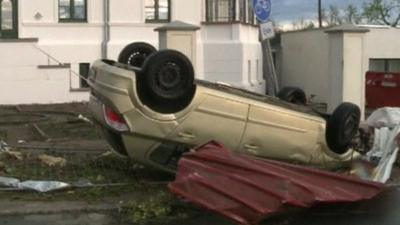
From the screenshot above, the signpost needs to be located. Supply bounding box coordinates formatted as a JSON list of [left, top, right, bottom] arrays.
[[260, 21, 275, 41], [252, 0, 271, 22], [253, 0, 279, 96]]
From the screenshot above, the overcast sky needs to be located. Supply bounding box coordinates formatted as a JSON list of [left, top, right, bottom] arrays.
[[270, 0, 369, 24]]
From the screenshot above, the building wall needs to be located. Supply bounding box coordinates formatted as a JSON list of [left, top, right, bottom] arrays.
[[202, 24, 263, 92], [279, 26, 400, 114], [363, 28, 400, 61], [280, 30, 330, 103], [0, 0, 262, 105]]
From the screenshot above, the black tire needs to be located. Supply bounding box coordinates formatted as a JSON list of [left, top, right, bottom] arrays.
[[138, 49, 196, 113], [277, 87, 307, 105], [326, 102, 361, 155], [118, 42, 156, 67]]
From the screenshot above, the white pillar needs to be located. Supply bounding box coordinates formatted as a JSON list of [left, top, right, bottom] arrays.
[[325, 25, 370, 119]]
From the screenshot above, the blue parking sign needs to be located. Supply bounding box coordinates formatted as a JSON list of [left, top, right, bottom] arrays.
[[252, 0, 271, 22]]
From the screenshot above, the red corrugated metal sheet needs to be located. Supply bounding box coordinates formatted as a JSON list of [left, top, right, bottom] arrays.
[[169, 141, 384, 225], [366, 71, 400, 108]]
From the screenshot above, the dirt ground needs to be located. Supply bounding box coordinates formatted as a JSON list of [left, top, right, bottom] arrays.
[[1, 103, 400, 225], [0, 103, 203, 225]]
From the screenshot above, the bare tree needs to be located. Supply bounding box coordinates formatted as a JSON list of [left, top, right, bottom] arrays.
[[327, 5, 343, 25], [345, 4, 362, 24], [363, 0, 400, 27]]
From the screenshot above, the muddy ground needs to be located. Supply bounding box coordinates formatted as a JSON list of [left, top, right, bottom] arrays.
[[0, 103, 400, 225]]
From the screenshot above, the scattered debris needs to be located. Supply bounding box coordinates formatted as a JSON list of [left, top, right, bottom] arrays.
[[78, 114, 93, 125], [32, 123, 50, 141], [18, 180, 70, 193], [367, 107, 400, 128], [0, 177, 20, 187], [38, 154, 67, 167], [0, 176, 69, 192], [0, 151, 23, 161], [365, 107, 400, 183], [0, 140, 10, 151], [169, 141, 384, 225]]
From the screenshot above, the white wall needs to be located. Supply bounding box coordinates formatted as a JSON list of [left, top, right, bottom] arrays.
[[327, 32, 343, 113], [202, 24, 263, 92], [0, 42, 88, 104], [0, 0, 262, 105], [279, 26, 400, 115], [280, 30, 330, 103]]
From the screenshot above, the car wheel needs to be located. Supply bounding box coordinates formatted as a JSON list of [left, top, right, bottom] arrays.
[[138, 50, 196, 113], [326, 102, 361, 155], [277, 87, 307, 105], [118, 42, 156, 68]]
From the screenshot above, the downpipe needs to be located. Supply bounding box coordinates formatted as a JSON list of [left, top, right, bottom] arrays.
[[101, 0, 110, 59]]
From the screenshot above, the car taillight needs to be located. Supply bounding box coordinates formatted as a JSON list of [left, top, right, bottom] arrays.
[[103, 105, 129, 132]]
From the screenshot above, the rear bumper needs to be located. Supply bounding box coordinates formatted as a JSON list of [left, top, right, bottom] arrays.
[[89, 94, 128, 156], [89, 94, 181, 173]]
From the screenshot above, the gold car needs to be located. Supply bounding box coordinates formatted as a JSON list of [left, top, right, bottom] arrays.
[[88, 48, 361, 173]]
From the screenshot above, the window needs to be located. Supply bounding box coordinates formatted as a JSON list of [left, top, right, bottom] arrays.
[[239, 0, 256, 25], [145, 0, 170, 22], [206, 0, 236, 22], [1, 0, 13, 30], [246, 0, 256, 25], [206, 0, 257, 25], [59, 0, 87, 22], [370, 59, 400, 73], [79, 63, 90, 88]]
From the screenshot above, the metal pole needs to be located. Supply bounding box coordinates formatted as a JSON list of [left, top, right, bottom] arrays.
[[260, 30, 279, 96], [318, 0, 322, 28]]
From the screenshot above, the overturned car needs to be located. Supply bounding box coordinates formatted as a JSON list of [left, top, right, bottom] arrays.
[[88, 48, 361, 173]]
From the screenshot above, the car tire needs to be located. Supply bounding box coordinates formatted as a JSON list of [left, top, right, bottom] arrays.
[[118, 42, 156, 68], [326, 102, 361, 155], [138, 49, 196, 113], [277, 87, 307, 105]]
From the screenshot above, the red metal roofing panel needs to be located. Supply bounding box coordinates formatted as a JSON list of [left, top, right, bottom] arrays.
[[169, 141, 384, 225]]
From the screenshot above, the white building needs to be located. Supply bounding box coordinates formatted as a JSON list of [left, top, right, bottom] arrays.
[[277, 24, 400, 116], [0, 0, 263, 105]]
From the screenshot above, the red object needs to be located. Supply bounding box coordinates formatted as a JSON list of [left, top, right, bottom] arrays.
[[366, 71, 400, 108], [105, 106, 125, 124], [169, 141, 384, 225], [103, 106, 129, 132]]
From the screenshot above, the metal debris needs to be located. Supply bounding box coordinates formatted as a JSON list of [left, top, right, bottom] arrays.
[[169, 141, 384, 225], [18, 181, 70, 193], [78, 114, 93, 125]]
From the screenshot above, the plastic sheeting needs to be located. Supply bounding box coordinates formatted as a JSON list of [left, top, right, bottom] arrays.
[[367, 107, 400, 183], [0, 177, 70, 192], [367, 107, 400, 128]]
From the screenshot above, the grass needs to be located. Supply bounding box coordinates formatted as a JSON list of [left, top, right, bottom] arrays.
[[121, 190, 200, 225], [0, 149, 173, 203]]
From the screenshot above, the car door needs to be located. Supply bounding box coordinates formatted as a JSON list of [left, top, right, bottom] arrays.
[[168, 94, 249, 150], [238, 103, 322, 163]]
